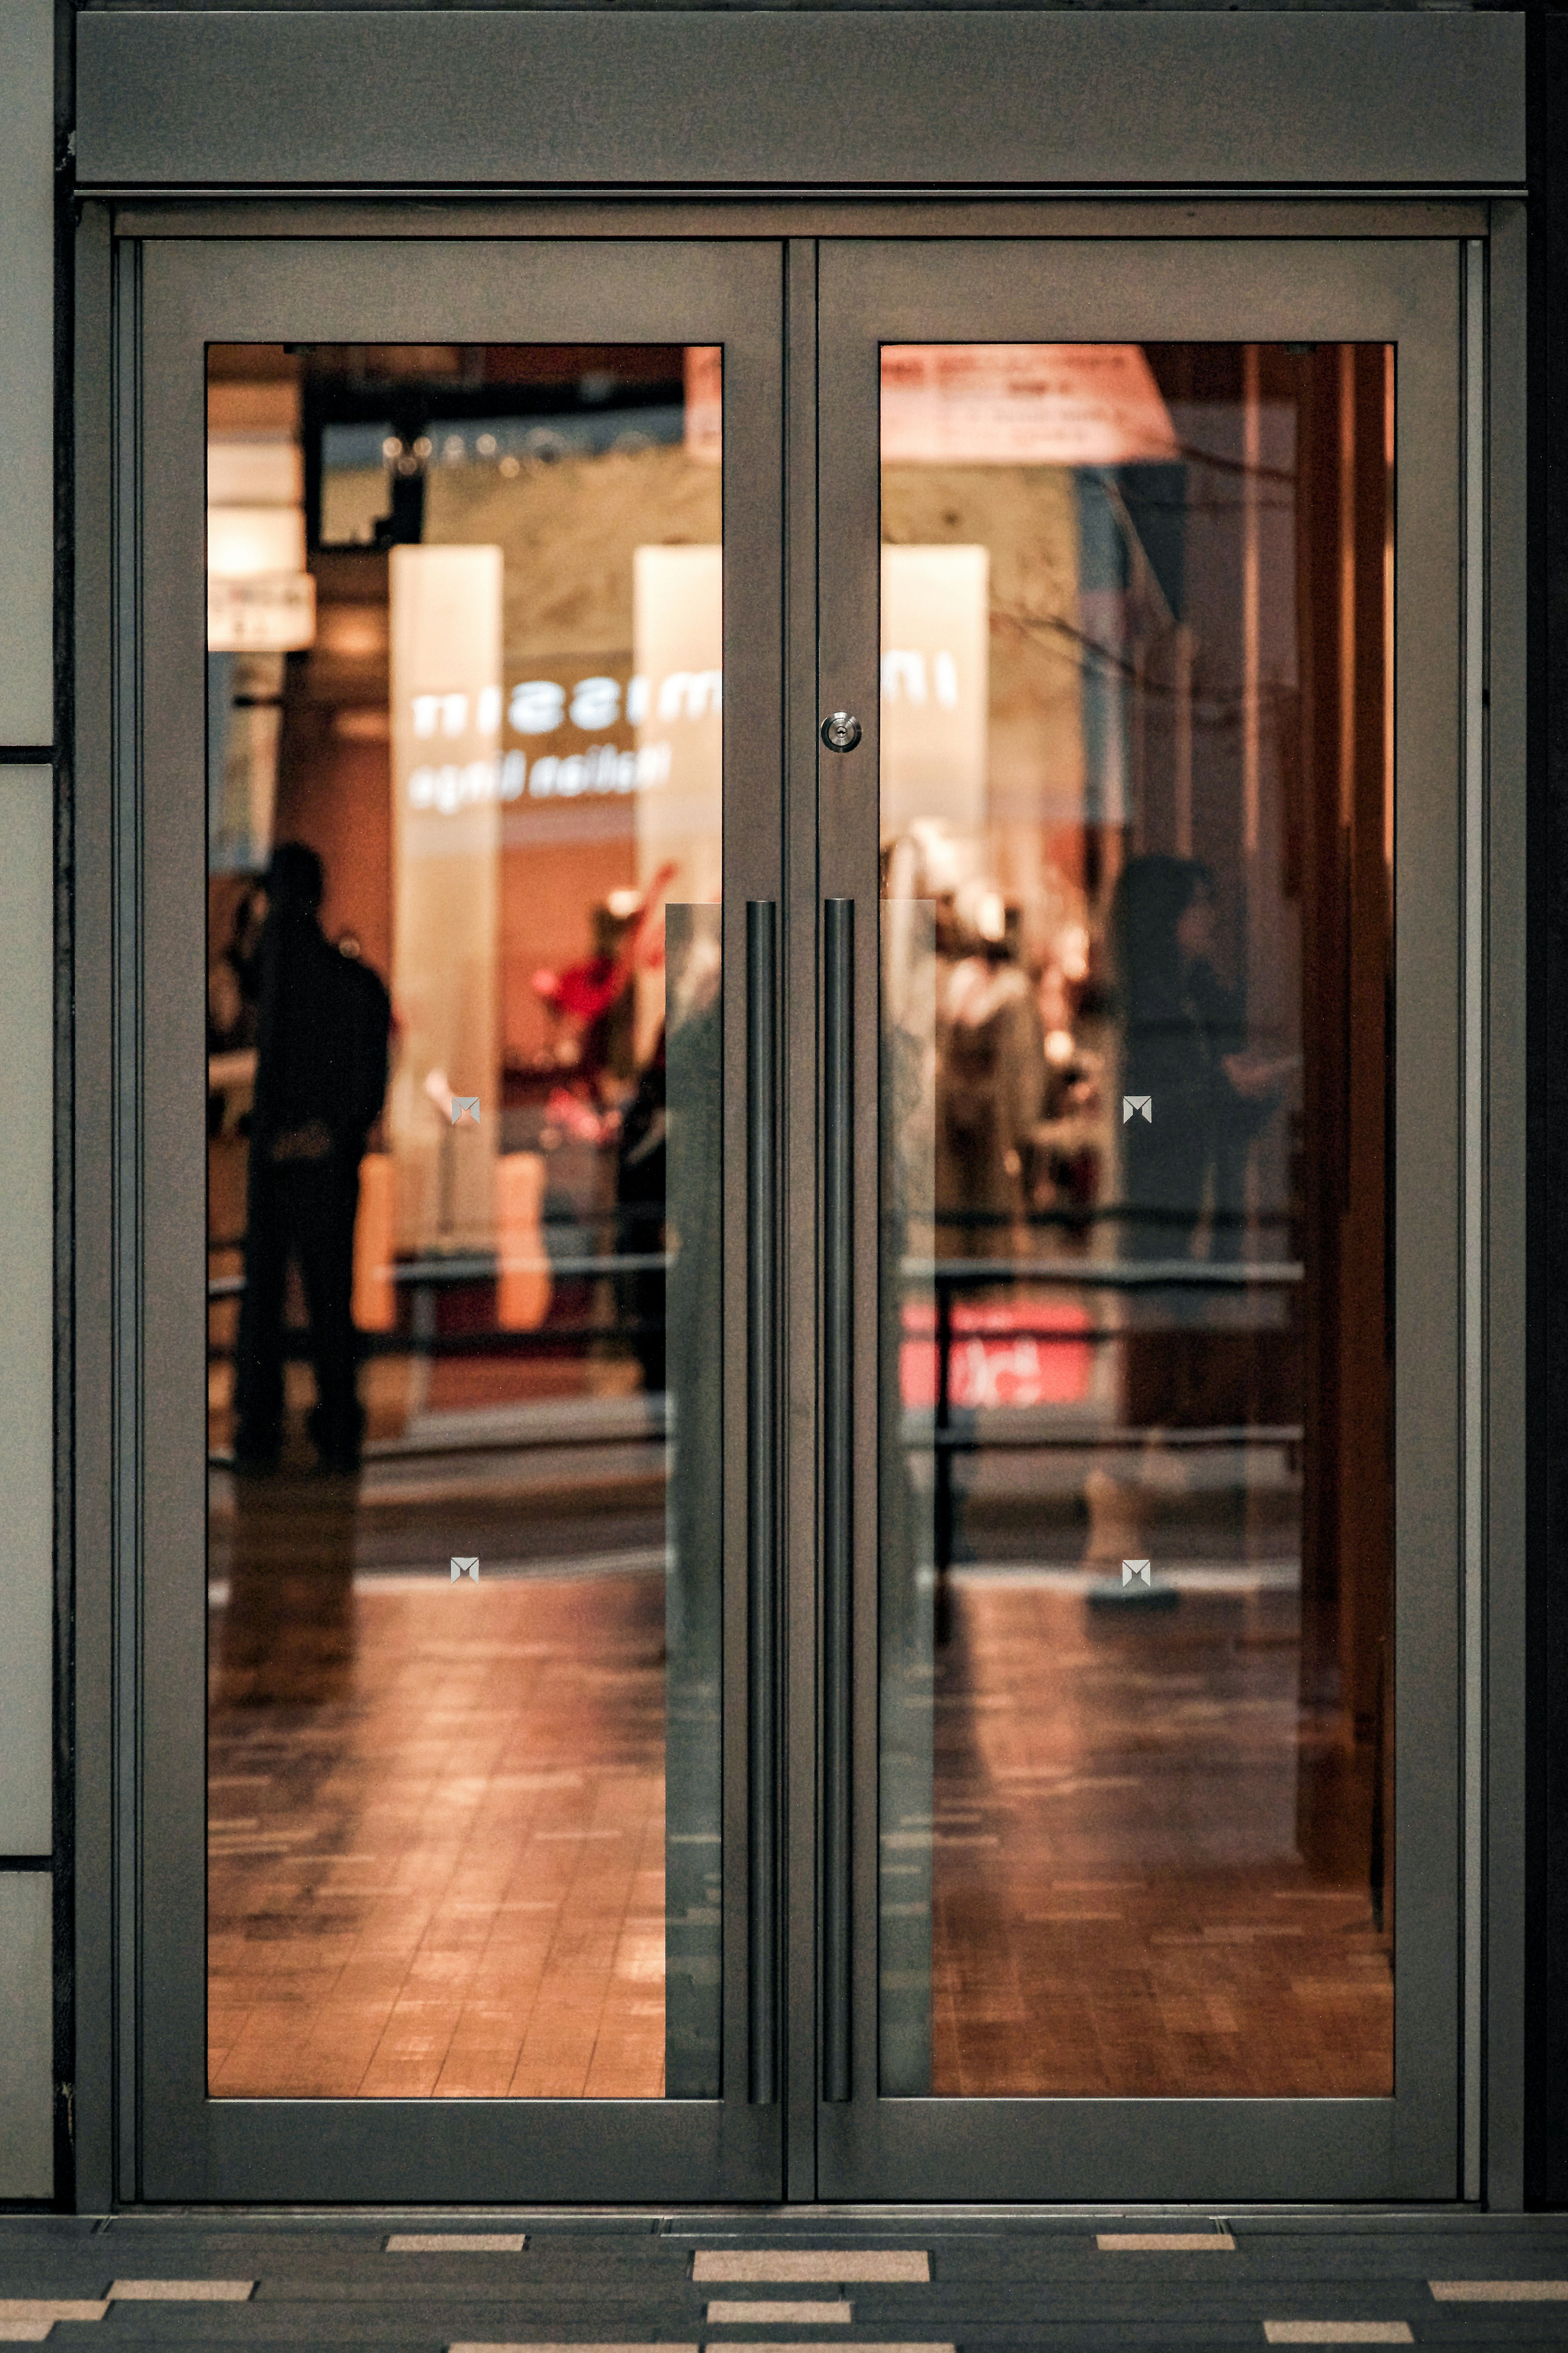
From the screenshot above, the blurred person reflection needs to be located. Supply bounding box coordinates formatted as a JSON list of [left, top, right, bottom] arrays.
[[232, 842, 392, 1475], [931, 888, 1044, 1590], [616, 1024, 668, 1412], [1110, 853, 1292, 1433], [935, 890, 1046, 1260], [207, 880, 266, 1055], [533, 860, 678, 1097]]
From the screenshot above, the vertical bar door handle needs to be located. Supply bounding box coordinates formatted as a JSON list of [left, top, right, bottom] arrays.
[[821, 898, 853, 2103], [746, 901, 778, 2105]]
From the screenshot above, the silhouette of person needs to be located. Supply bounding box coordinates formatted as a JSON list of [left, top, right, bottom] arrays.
[[1109, 853, 1291, 1431], [935, 926, 1045, 1260], [232, 842, 391, 1474], [1111, 854, 1287, 1266], [615, 1025, 667, 1407]]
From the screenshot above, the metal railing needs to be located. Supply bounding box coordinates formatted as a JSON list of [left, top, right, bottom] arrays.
[[920, 1256, 1304, 1578], [206, 1242, 1305, 1536]]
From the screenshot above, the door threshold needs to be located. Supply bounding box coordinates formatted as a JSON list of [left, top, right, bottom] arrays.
[[92, 2201, 1527, 2226]]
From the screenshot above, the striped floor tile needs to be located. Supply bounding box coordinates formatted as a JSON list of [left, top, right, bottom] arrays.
[[693, 2253, 929, 2283], [1098, 2232, 1237, 2251], [706, 2303, 853, 2324], [1430, 2279, 1568, 2300]]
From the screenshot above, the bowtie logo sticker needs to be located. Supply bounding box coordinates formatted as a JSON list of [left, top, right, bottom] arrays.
[[450, 1097, 481, 1126], [1122, 1559, 1152, 1588], [450, 1556, 479, 1583], [1122, 1095, 1152, 1124]]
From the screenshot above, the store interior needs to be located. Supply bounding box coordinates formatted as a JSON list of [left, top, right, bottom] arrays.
[[205, 338, 1395, 2103]]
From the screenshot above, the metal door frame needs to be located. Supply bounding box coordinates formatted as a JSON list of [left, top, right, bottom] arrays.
[[70, 196, 1525, 2210], [807, 224, 1523, 2205], [76, 229, 787, 2205]]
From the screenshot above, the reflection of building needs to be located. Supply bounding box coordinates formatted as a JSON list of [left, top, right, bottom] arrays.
[[202, 345, 726, 1277]]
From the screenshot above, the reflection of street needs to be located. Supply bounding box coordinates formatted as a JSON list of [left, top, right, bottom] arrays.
[[205, 337, 728, 2102], [877, 339, 1396, 2105]]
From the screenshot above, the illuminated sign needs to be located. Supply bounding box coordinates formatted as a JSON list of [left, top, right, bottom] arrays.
[[207, 572, 316, 654], [880, 545, 989, 838], [401, 664, 713, 810], [388, 543, 502, 1253], [406, 740, 672, 812], [206, 441, 315, 653], [881, 343, 1178, 466]]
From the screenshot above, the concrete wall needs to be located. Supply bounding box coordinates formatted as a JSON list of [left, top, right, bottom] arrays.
[[0, 0, 55, 2203]]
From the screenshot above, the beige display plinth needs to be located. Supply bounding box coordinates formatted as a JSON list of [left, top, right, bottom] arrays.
[[388, 543, 503, 1256]]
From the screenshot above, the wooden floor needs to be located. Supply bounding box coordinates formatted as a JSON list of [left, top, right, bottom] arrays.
[[208, 1508, 1389, 2103], [930, 1577, 1392, 2098], [209, 1561, 669, 2099]]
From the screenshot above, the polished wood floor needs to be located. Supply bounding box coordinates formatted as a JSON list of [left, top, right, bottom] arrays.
[[209, 1557, 669, 2099], [930, 1577, 1392, 2097], [208, 1494, 1389, 2102]]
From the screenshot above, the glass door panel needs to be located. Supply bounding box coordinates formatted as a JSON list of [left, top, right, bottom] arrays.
[[880, 340, 1394, 2102], [134, 238, 781, 2202], [818, 238, 1462, 2203], [206, 339, 725, 2103]]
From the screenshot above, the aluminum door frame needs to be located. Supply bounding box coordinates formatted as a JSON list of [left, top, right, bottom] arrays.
[[91, 232, 786, 2204], [68, 200, 1526, 2211], [811, 232, 1497, 2204]]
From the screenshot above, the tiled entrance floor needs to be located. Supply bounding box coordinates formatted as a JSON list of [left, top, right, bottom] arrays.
[[208, 1568, 670, 2100], [1, 2215, 1567, 2349], [205, 1561, 1388, 2105], [929, 1581, 1391, 2098]]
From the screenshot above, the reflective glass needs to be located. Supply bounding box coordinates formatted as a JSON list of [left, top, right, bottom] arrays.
[[879, 343, 1394, 2098], [206, 343, 724, 2098]]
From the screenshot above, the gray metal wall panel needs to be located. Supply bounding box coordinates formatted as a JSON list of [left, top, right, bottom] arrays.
[[0, 767, 56, 1855], [1484, 196, 1529, 2212], [0, 1875, 52, 2198], [0, 0, 53, 743], [76, 10, 1524, 192], [71, 201, 117, 2215]]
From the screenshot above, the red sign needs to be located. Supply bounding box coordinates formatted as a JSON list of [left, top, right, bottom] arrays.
[[901, 1298, 1094, 1410]]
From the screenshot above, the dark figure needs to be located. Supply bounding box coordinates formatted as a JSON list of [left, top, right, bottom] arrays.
[[1111, 854, 1283, 1264], [615, 1026, 668, 1407], [233, 843, 391, 1474], [1110, 854, 1289, 1429], [207, 880, 266, 1054]]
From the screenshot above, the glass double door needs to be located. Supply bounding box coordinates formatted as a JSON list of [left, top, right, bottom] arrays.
[[130, 227, 1465, 2203]]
